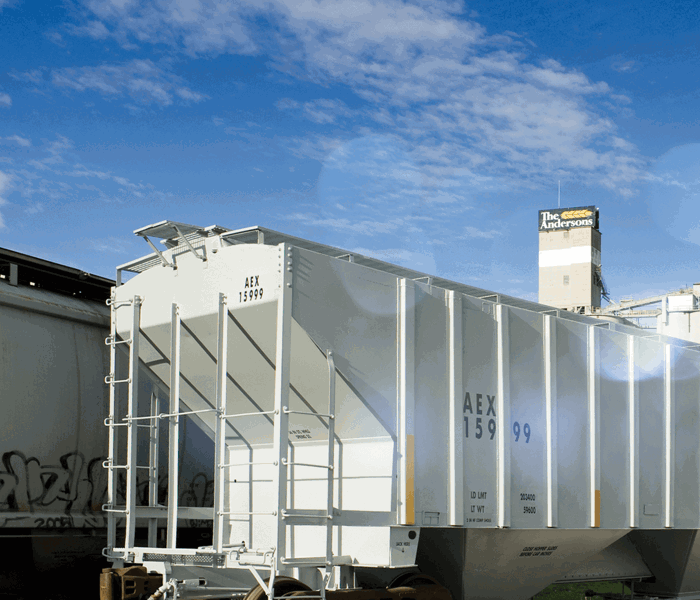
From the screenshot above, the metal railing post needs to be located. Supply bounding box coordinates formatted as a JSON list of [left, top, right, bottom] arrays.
[[124, 296, 142, 549], [148, 391, 160, 548], [496, 304, 511, 529], [106, 290, 119, 553], [544, 315, 558, 528], [214, 293, 229, 552], [167, 303, 181, 548], [273, 244, 293, 571], [324, 350, 337, 594]]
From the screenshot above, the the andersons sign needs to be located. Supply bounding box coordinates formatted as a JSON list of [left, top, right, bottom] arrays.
[[539, 206, 598, 231]]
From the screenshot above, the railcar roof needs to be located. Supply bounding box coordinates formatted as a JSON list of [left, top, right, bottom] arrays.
[[0, 246, 114, 301], [119, 222, 696, 348]]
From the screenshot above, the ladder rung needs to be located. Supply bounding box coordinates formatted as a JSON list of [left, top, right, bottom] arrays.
[[105, 336, 131, 346], [282, 459, 332, 470], [105, 375, 131, 385], [123, 414, 161, 422], [220, 410, 277, 419], [101, 461, 150, 471], [102, 504, 129, 514], [158, 408, 218, 419], [220, 461, 276, 468], [280, 557, 328, 566], [105, 297, 134, 308], [106, 298, 134, 307], [283, 407, 334, 419], [103, 418, 128, 427], [281, 510, 331, 520], [102, 461, 128, 469], [218, 511, 277, 516]]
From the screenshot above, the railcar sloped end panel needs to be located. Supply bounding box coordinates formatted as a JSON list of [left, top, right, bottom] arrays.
[[291, 247, 399, 441]]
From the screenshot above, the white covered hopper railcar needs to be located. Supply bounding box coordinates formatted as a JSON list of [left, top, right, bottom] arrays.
[[103, 221, 700, 600]]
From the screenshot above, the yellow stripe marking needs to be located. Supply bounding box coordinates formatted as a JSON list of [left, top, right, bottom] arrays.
[[405, 434, 415, 525], [594, 489, 601, 528]]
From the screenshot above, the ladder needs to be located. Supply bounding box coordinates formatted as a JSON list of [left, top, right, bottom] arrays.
[[215, 279, 338, 598], [278, 349, 337, 596], [103, 294, 162, 554]]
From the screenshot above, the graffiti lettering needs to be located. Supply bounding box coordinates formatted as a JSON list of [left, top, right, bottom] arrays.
[[0, 451, 106, 516], [0, 450, 215, 530]]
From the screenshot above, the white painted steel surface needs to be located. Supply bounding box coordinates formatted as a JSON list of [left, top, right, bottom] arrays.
[[0, 280, 110, 529], [108, 223, 700, 600]]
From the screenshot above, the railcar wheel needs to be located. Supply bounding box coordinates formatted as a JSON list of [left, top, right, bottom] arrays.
[[243, 576, 312, 600]]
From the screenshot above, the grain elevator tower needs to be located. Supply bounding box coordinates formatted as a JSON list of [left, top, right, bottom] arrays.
[[538, 206, 602, 313]]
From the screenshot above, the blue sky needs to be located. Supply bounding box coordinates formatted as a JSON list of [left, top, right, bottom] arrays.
[[2, 0, 700, 303]]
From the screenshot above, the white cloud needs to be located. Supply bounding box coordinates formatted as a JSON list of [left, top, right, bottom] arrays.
[[82, 0, 258, 53], [68, 163, 151, 192], [51, 59, 209, 106], [46, 31, 66, 46], [90, 237, 131, 254], [0, 134, 166, 218], [279, 97, 354, 124], [27, 134, 74, 170], [0, 93, 11, 107], [4, 135, 30, 147], [352, 246, 437, 273], [9, 68, 46, 84], [288, 212, 409, 235], [461, 226, 499, 239], [70, 20, 111, 40], [526, 60, 610, 94], [303, 99, 354, 124], [77, 0, 643, 193], [276, 98, 300, 110], [175, 87, 208, 102], [611, 59, 639, 73]]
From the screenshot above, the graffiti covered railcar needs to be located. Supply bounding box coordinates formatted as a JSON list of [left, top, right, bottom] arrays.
[[0, 248, 214, 599]]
